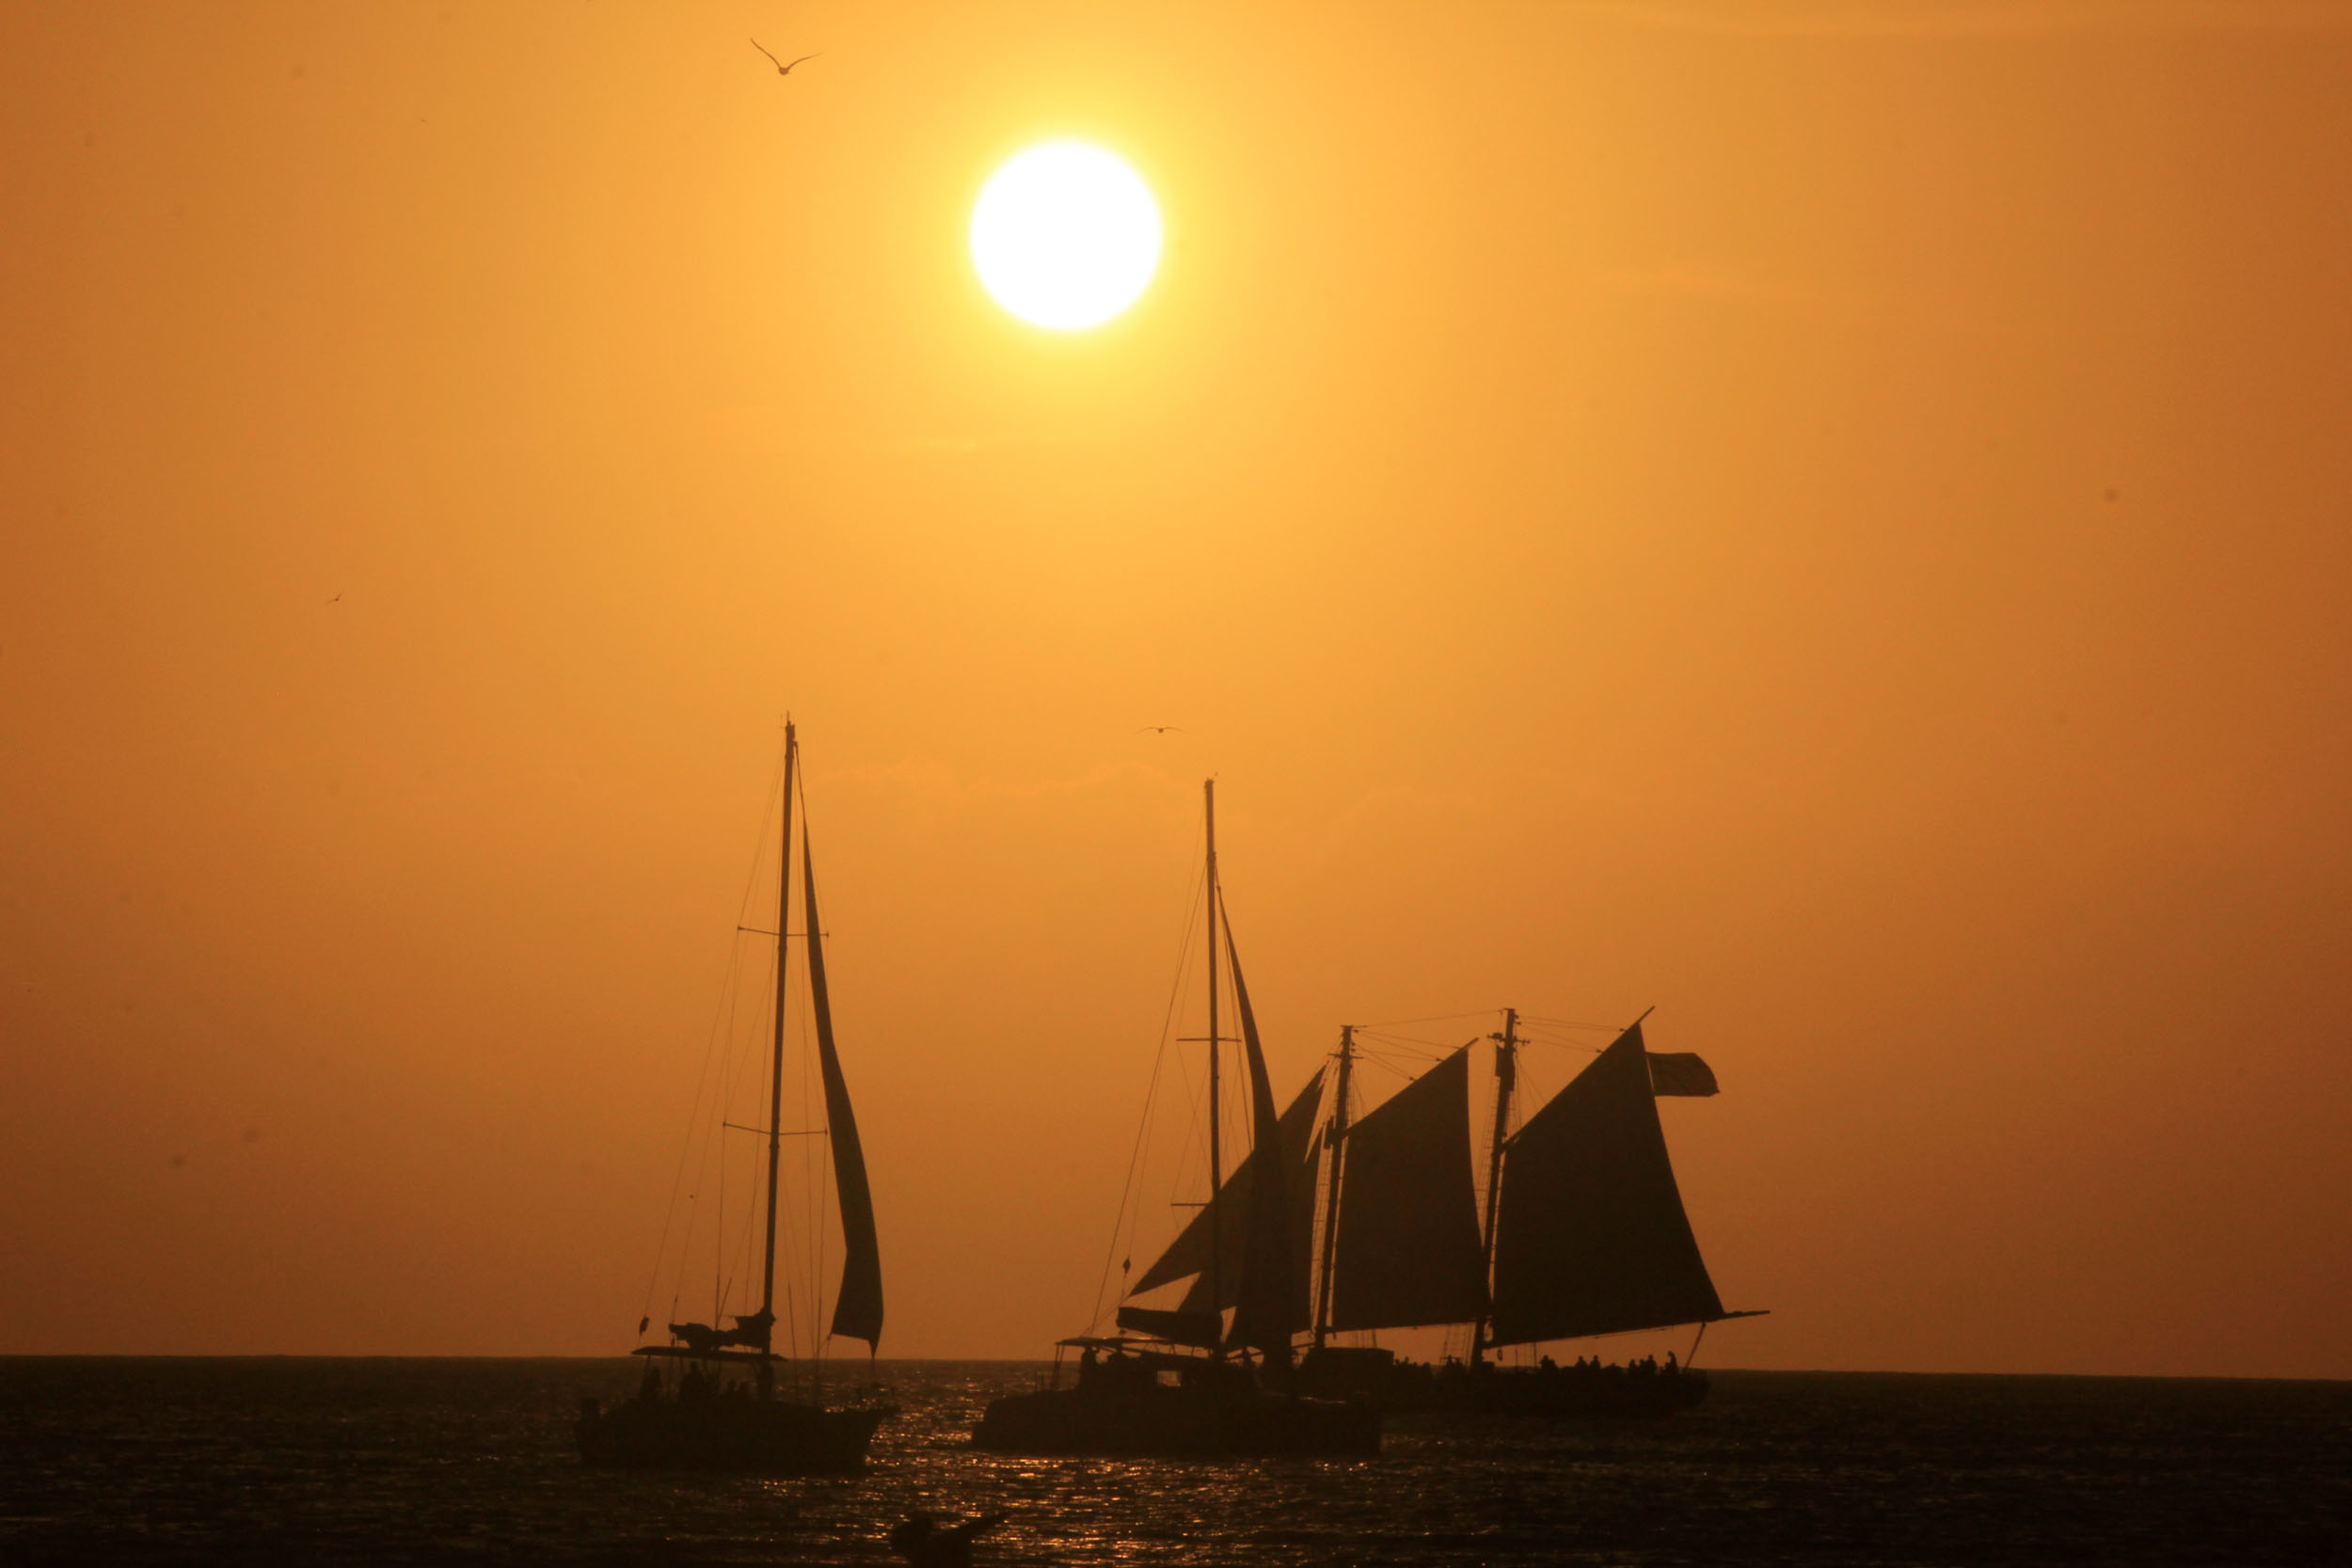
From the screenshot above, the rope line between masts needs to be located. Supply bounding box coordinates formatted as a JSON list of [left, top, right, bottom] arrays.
[[1087, 854, 1207, 1337], [640, 737, 789, 1339]]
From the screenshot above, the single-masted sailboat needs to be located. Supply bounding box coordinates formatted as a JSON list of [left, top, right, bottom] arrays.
[[577, 722, 891, 1472], [971, 781, 1381, 1457]]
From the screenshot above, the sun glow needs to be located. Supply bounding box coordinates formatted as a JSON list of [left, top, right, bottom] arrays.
[[970, 142, 1162, 331]]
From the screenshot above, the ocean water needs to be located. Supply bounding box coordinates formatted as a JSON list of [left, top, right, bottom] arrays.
[[1, 1358, 2345, 1565]]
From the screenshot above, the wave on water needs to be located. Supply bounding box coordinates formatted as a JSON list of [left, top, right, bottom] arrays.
[[1, 1359, 2346, 1565]]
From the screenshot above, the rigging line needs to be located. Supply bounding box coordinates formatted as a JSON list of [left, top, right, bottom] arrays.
[[1092, 862, 1204, 1331], [718, 940, 774, 1324], [1349, 1027, 1467, 1053], [1161, 954, 1207, 1243], [1089, 855, 1207, 1334], [1348, 1035, 1456, 1061], [1347, 1009, 1498, 1029], [1350, 1037, 1473, 1076], [696, 912, 768, 1326], [640, 739, 789, 1336]]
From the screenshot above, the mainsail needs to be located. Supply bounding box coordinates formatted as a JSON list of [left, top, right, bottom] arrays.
[[1486, 1022, 1723, 1345], [803, 833, 883, 1349], [1125, 1068, 1327, 1311], [1222, 928, 1300, 1354], [1327, 1044, 1487, 1332]]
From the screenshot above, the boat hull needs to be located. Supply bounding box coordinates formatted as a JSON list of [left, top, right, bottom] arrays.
[[971, 1384, 1379, 1458], [1295, 1348, 1708, 1418], [576, 1395, 887, 1474]]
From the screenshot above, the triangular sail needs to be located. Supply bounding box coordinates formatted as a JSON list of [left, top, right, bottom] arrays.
[[1487, 1022, 1723, 1346], [803, 833, 883, 1350], [1130, 1070, 1324, 1313], [1221, 925, 1297, 1354], [1328, 1045, 1488, 1332]]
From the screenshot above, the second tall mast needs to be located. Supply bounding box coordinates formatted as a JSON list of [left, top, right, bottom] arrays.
[[1203, 778, 1223, 1355], [758, 722, 798, 1334]]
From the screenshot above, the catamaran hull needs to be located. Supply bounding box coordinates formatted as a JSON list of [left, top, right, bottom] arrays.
[[971, 1386, 1379, 1458], [576, 1397, 887, 1474]]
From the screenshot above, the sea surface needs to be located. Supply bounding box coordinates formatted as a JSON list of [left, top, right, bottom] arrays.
[[1, 1359, 2345, 1565]]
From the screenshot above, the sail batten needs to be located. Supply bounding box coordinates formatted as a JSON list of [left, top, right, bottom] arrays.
[[1328, 1045, 1488, 1332], [1487, 1022, 1722, 1345], [803, 833, 883, 1350]]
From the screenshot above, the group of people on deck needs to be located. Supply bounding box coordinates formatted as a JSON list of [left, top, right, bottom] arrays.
[[1531, 1351, 1683, 1382]]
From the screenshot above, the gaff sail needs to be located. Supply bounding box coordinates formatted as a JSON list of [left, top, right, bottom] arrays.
[[1486, 1022, 1724, 1346], [803, 833, 883, 1350], [1327, 1044, 1488, 1332]]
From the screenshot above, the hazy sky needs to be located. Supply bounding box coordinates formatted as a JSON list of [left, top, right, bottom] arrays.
[[4, 1, 2347, 1377]]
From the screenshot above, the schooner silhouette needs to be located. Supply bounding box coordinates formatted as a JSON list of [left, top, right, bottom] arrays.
[[1291, 1008, 1766, 1415]]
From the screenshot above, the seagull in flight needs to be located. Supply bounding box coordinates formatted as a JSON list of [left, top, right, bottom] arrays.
[[751, 39, 820, 76], [1136, 725, 1185, 735], [326, 592, 343, 604]]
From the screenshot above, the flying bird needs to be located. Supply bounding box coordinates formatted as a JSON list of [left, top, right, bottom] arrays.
[[751, 39, 820, 75], [1136, 725, 1185, 735], [326, 592, 342, 604]]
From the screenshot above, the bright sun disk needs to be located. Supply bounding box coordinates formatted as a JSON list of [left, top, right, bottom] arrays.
[[970, 142, 1161, 331]]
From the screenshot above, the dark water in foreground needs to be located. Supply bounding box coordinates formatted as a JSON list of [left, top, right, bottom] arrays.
[[2, 1359, 2346, 1565]]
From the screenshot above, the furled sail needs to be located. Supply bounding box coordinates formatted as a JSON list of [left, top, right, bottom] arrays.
[[1128, 1069, 1326, 1322], [1111, 1305, 1223, 1348], [1487, 1022, 1723, 1345], [803, 834, 884, 1349], [1221, 927, 1298, 1354], [1327, 1045, 1488, 1332]]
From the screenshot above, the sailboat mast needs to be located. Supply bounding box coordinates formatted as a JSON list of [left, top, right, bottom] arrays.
[[1313, 1024, 1355, 1349], [759, 722, 798, 1333], [1203, 779, 1223, 1356], [1473, 1006, 1518, 1365]]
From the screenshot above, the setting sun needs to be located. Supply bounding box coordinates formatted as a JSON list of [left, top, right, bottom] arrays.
[[969, 141, 1161, 331]]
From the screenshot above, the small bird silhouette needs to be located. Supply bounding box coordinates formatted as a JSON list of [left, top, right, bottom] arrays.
[[326, 592, 342, 604], [751, 39, 820, 75], [1136, 725, 1184, 735]]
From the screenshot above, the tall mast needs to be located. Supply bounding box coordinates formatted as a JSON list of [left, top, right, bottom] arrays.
[[1473, 1006, 1518, 1365], [1203, 779, 1223, 1358], [759, 722, 798, 1335], [1313, 1024, 1356, 1349]]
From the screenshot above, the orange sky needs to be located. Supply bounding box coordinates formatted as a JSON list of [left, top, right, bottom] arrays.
[[4, 1, 2348, 1377]]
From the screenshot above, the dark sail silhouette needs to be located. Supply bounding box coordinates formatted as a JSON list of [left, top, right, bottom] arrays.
[[1125, 1067, 1327, 1320], [1294, 1009, 1761, 1416], [972, 779, 1379, 1457], [803, 833, 882, 1349], [578, 723, 892, 1472], [1487, 1022, 1723, 1344], [1327, 1045, 1486, 1332], [1222, 927, 1301, 1356]]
